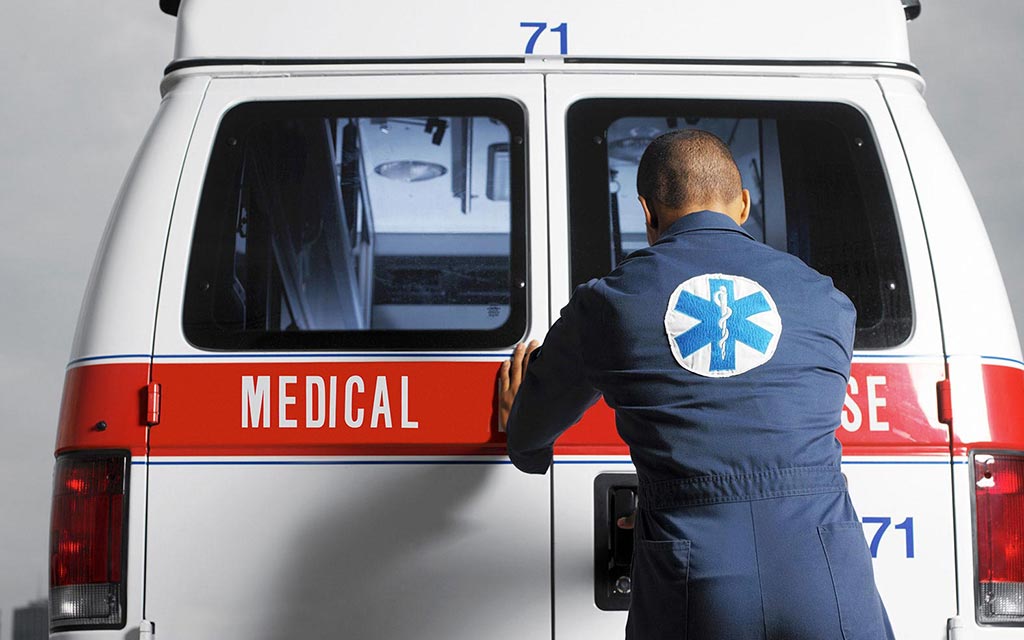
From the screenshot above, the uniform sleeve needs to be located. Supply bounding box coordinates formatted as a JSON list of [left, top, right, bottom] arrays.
[[506, 284, 603, 474], [828, 284, 858, 377]]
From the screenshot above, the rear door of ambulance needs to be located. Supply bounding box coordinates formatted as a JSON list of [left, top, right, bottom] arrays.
[[544, 72, 957, 638], [143, 73, 551, 639]]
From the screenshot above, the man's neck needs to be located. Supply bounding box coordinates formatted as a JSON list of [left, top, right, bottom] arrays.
[[658, 203, 735, 228]]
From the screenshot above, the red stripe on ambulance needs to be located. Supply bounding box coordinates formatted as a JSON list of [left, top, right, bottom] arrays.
[[971, 362, 1024, 454], [55, 358, 1024, 457], [56, 362, 148, 456], [151, 361, 504, 456]]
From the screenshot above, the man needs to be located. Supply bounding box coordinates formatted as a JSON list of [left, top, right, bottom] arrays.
[[499, 130, 894, 639]]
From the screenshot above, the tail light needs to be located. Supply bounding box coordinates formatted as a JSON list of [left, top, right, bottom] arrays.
[[49, 451, 130, 631], [974, 452, 1024, 624]]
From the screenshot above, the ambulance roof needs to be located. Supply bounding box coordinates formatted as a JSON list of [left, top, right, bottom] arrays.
[[166, 0, 914, 70]]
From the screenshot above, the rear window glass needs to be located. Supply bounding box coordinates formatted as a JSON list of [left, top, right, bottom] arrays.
[[566, 99, 912, 349], [183, 99, 527, 350]]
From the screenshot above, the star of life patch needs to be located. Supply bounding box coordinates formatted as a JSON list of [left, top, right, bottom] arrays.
[[664, 273, 782, 378]]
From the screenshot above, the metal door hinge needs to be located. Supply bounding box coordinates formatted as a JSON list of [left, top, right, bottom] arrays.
[[146, 382, 162, 426], [936, 378, 953, 427]]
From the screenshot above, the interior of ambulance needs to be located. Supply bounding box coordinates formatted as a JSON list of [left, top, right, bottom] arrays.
[[183, 99, 912, 351]]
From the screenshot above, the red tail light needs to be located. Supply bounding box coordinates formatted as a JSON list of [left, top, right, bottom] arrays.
[[974, 452, 1024, 624], [49, 452, 129, 631]]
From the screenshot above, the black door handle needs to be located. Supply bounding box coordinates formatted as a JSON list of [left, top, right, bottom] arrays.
[[611, 487, 636, 567], [594, 473, 638, 611]]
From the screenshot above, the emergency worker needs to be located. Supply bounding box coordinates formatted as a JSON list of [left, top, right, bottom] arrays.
[[499, 130, 894, 639]]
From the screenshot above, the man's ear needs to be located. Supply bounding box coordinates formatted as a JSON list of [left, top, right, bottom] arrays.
[[737, 189, 751, 225], [639, 195, 660, 246], [639, 195, 658, 229]]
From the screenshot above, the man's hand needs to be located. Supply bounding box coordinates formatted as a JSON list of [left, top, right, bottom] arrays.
[[498, 340, 540, 432], [616, 511, 636, 530]]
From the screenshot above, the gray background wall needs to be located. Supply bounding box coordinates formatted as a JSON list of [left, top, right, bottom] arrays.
[[0, 2, 1021, 637]]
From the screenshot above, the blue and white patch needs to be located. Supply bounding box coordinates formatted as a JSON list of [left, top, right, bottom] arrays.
[[664, 273, 782, 377]]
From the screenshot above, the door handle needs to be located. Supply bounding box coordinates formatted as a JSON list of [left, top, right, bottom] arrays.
[[611, 487, 636, 567], [594, 473, 638, 611]]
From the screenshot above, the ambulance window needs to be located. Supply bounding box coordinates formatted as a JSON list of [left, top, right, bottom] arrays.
[[183, 99, 527, 350], [566, 100, 912, 349]]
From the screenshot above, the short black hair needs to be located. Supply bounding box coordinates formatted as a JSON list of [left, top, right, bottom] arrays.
[[636, 129, 742, 209]]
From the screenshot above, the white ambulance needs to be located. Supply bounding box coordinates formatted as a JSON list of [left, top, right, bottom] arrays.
[[49, 0, 1024, 638]]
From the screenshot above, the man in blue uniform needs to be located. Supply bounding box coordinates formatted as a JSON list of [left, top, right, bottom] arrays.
[[499, 130, 894, 639]]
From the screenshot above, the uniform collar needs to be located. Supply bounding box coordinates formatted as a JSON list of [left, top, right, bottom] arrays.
[[661, 210, 756, 241]]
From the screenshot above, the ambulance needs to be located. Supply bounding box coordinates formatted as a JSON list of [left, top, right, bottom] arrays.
[[48, 0, 1024, 637]]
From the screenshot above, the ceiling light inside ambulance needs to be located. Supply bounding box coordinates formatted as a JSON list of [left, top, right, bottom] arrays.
[[609, 126, 662, 163], [374, 160, 447, 182]]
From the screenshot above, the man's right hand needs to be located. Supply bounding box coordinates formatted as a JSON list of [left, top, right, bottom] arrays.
[[498, 340, 540, 432]]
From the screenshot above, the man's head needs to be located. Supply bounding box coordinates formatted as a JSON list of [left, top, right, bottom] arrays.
[[636, 129, 750, 243]]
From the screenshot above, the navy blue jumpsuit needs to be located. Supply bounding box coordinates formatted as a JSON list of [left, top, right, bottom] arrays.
[[506, 211, 894, 639]]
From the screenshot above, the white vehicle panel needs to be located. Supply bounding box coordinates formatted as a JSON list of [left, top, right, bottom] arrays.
[[70, 76, 208, 363], [844, 458, 958, 637], [879, 77, 1022, 362], [172, 0, 909, 65], [145, 459, 550, 639], [552, 459, 631, 638]]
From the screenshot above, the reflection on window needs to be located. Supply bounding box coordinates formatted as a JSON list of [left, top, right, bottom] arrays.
[[569, 101, 912, 349], [184, 101, 526, 350]]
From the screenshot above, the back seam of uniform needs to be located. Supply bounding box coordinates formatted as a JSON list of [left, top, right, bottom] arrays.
[[748, 500, 770, 639]]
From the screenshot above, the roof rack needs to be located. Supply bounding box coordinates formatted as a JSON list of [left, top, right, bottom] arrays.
[[161, 0, 921, 21]]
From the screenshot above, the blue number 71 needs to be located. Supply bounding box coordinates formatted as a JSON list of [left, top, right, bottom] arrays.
[[862, 516, 914, 558], [520, 22, 569, 55]]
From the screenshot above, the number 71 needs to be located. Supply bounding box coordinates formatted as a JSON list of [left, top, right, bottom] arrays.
[[862, 516, 914, 558], [520, 22, 568, 55]]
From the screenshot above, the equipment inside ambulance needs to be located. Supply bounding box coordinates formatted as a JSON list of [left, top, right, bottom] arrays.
[[49, 1, 1024, 638], [184, 109, 522, 347]]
